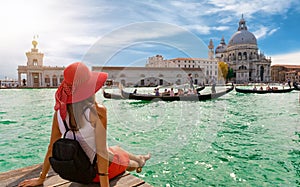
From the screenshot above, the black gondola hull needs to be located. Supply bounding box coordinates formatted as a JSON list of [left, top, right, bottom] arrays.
[[235, 87, 294, 94]]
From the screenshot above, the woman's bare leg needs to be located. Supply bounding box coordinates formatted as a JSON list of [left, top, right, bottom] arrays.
[[110, 146, 151, 170]]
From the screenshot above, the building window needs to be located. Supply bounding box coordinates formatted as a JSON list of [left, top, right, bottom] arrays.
[[33, 59, 38, 66], [59, 75, 64, 85], [45, 76, 50, 86], [52, 75, 58, 87]]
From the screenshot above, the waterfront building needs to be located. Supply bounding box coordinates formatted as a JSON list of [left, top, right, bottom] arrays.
[[17, 40, 64, 87], [215, 16, 272, 83], [92, 66, 204, 87], [271, 64, 300, 83], [146, 39, 218, 84], [0, 79, 19, 88]]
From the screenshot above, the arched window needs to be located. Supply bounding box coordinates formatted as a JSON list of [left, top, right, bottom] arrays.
[[238, 52, 242, 60], [45, 75, 50, 86], [260, 66, 264, 81], [243, 52, 247, 60], [33, 59, 38, 66], [59, 75, 64, 85], [238, 65, 247, 70]]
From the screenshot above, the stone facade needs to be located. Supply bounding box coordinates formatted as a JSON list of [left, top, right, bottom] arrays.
[[146, 55, 217, 84], [271, 64, 300, 83], [92, 66, 204, 87], [215, 16, 272, 83]]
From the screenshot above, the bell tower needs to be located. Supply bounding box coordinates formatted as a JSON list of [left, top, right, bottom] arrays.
[[208, 39, 214, 60], [26, 36, 44, 67]]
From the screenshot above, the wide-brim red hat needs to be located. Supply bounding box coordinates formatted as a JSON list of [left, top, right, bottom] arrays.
[[55, 62, 108, 104]]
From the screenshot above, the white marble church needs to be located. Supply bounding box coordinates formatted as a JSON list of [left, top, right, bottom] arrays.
[[214, 16, 272, 83]]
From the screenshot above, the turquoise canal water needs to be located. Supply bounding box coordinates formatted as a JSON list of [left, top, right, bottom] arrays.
[[1, 87, 300, 186]]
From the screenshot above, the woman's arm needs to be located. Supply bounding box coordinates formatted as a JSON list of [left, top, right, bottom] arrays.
[[94, 104, 109, 187], [18, 112, 62, 187]]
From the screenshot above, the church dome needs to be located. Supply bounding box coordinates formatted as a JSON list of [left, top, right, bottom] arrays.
[[215, 36, 227, 53], [228, 17, 257, 47]]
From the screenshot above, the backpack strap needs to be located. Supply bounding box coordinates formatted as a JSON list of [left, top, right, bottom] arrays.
[[62, 120, 76, 140]]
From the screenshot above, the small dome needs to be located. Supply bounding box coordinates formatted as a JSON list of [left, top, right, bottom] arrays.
[[215, 37, 227, 53]]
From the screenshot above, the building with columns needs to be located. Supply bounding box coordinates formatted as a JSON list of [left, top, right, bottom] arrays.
[[214, 16, 272, 83], [92, 66, 204, 87], [17, 40, 64, 87]]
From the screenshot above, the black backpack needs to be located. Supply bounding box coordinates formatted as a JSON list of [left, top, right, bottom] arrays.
[[49, 120, 97, 184]]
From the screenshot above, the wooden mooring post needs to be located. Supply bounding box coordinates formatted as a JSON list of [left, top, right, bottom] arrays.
[[0, 164, 153, 187]]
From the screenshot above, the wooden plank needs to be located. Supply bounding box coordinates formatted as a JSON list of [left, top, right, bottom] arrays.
[[0, 164, 153, 187]]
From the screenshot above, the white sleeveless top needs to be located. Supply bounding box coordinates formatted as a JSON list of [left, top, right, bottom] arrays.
[[57, 109, 96, 163]]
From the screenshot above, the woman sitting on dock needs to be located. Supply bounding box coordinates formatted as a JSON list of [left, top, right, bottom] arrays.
[[18, 62, 150, 187]]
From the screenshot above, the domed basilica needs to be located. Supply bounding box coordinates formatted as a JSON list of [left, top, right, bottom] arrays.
[[215, 16, 271, 83]]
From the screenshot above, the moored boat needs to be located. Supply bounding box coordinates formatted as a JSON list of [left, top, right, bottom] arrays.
[[235, 87, 294, 94]]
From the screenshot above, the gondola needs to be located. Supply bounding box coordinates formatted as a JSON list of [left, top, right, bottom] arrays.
[[103, 90, 131, 99], [293, 82, 300, 91], [119, 85, 234, 101], [103, 86, 206, 100], [235, 87, 294, 94]]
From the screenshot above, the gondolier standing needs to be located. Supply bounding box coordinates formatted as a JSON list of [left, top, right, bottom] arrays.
[[211, 76, 216, 94], [188, 73, 194, 90], [288, 78, 291, 88]]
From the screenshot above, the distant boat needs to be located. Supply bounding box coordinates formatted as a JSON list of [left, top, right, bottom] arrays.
[[103, 90, 125, 99], [116, 85, 233, 102], [235, 87, 294, 94]]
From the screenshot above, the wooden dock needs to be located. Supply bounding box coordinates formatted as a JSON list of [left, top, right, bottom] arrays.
[[0, 164, 153, 187]]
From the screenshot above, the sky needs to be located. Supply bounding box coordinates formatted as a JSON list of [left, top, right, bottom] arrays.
[[1, 0, 300, 79]]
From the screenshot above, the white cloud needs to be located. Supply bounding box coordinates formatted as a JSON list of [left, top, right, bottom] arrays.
[[206, 0, 296, 17], [271, 51, 300, 65], [253, 26, 279, 39]]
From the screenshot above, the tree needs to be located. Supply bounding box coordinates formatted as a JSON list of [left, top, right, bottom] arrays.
[[218, 61, 228, 81], [227, 68, 234, 80]]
